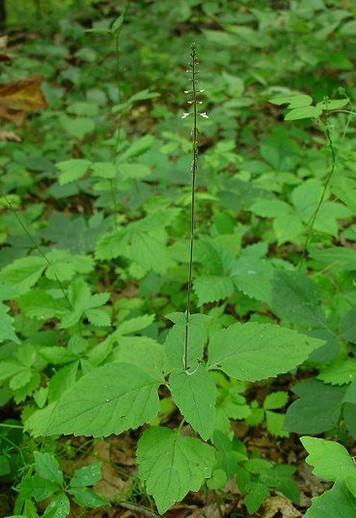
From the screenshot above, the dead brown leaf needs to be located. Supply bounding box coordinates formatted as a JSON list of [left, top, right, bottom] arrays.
[[0, 74, 47, 111], [262, 496, 302, 518], [93, 440, 132, 501], [0, 130, 21, 142]]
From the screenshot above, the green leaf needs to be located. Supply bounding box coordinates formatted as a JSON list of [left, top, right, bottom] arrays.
[[318, 358, 356, 385], [265, 411, 289, 437], [301, 436, 356, 482], [129, 232, 173, 274], [61, 279, 110, 328], [18, 290, 67, 320], [137, 427, 215, 514], [340, 308, 356, 345], [269, 94, 313, 108], [271, 269, 326, 327], [70, 462, 102, 488], [42, 493, 70, 518], [245, 482, 269, 514], [164, 313, 210, 372], [285, 106, 322, 120], [57, 159, 91, 185], [208, 322, 321, 382], [169, 365, 216, 440], [45, 249, 93, 281], [0, 256, 46, 293], [231, 256, 274, 304], [0, 302, 19, 343], [316, 98, 349, 110], [91, 162, 116, 179], [43, 363, 160, 437], [111, 336, 167, 378], [69, 487, 107, 508], [34, 451, 63, 486], [193, 275, 234, 305], [310, 247, 356, 271], [285, 379, 345, 434], [20, 476, 58, 501], [116, 314, 155, 335], [305, 482, 356, 518], [263, 391, 288, 410]]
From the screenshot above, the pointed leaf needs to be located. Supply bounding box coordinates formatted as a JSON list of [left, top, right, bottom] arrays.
[[209, 322, 322, 381], [44, 363, 160, 437], [169, 365, 216, 440], [137, 427, 215, 514]]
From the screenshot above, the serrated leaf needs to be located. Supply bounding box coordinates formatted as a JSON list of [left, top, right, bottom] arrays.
[[70, 462, 102, 488], [169, 365, 216, 440], [271, 269, 326, 327], [130, 232, 173, 274], [269, 94, 313, 108], [265, 411, 289, 437], [0, 302, 19, 343], [137, 427, 215, 514], [57, 159, 91, 185], [285, 106, 322, 120], [91, 162, 116, 179], [116, 314, 154, 335], [301, 436, 356, 483], [263, 391, 288, 410], [42, 492, 70, 518], [193, 275, 234, 305], [34, 451, 63, 486], [111, 336, 167, 378], [0, 256, 46, 293], [316, 99, 349, 110], [208, 322, 322, 382], [43, 363, 160, 437], [285, 379, 345, 434], [164, 313, 210, 372], [69, 487, 107, 508], [305, 482, 356, 518], [231, 256, 274, 303], [318, 358, 356, 385]]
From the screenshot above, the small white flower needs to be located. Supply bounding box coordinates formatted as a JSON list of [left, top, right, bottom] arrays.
[[182, 112, 192, 119], [199, 112, 209, 119]]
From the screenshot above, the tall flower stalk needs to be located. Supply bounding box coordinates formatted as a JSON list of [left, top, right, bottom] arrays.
[[183, 43, 207, 371]]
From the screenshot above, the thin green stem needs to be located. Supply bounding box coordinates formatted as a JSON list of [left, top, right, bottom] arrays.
[[3, 195, 72, 310], [0, 422, 23, 429], [184, 43, 199, 371], [298, 107, 337, 268]]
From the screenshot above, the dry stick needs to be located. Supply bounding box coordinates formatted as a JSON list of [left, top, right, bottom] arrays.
[[298, 106, 336, 269], [183, 43, 199, 371], [117, 501, 159, 518]]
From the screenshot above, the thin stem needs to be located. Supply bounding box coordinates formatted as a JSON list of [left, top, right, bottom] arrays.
[[298, 106, 337, 268], [184, 43, 199, 371], [3, 195, 72, 310]]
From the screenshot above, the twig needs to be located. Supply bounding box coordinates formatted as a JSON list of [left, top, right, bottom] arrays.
[[118, 501, 159, 518]]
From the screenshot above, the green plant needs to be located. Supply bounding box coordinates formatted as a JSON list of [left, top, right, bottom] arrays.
[[301, 437, 356, 516], [0, 2, 355, 516], [14, 451, 106, 517]]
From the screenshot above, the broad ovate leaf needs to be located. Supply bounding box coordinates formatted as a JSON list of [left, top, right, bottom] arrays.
[[43, 362, 160, 437], [301, 437, 356, 483], [137, 427, 215, 514], [208, 322, 322, 381], [169, 364, 216, 440]]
